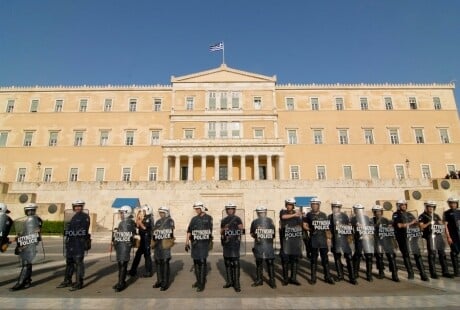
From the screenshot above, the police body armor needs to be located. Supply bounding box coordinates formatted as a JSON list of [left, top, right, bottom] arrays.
[[330, 212, 353, 254], [221, 210, 245, 258], [280, 209, 303, 256], [419, 212, 445, 252], [113, 216, 136, 262], [0, 213, 13, 252], [188, 214, 213, 260], [352, 210, 374, 254], [64, 209, 91, 258], [250, 214, 276, 260], [308, 211, 330, 249], [14, 215, 44, 264], [153, 216, 175, 260], [374, 216, 396, 254]]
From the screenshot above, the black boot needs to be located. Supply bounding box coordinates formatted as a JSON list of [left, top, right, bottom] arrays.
[[10, 266, 28, 291], [345, 254, 357, 285], [282, 262, 289, 286], [143, 253, 153, 277], [309, 259, 317, 285], [223, 259, 233, 288], [451, 252, 459, 277], [233, 259, 241, 292], [24, 264, 32, 288], [322, 260, 335, 285], [251, 260, 263, 287], [439, 253, 453, 278], [129, 251, 141, 277], [69, 259, 84, 291], [153, 260, 163, 288], [196, 261, 207, 292], [334, 253, 344, 281], [414, 254, 429, 281], [160, 259, 170, 291], [192, 262, 199, 288], [428, 252, 438, 279], [289, 259, 301, 285], [57, 264, 74, 288], [365, 254, 373, 282], [267, 259, 276, 289], [375, 254, 385, 279], [387, 254, 400, 282], [403, 255, 414, 280], [115, 262, 128, 292], [353, 255, 361, 279]]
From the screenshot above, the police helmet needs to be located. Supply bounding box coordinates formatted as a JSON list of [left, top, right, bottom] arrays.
[[396, 199, 407, 210], [72, 200, 85, 210], [142, 204, 153, 215], [256, 206, 267, 213], [193, 201, 208, 211], [352, 203, 364, 210], [285, 198, 296, 205], [119, 205, 133, 216], [372, 205, 383, 212], [158, 206, 170, 216], [225, 202, 237, 209], [424, 200, 436, 208], [447, 197, 459, 203], [0, 203, 10, 214], [331, 200, 342, 207], [24, 203, 38, 215], [310, 198, 321, 205]]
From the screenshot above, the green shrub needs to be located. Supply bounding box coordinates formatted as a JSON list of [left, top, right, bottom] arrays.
[[41, 221, 64, 235]]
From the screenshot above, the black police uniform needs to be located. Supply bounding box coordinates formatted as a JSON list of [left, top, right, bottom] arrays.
[[129, 214, 153, 277], [250, 215, 276, 288], [443, 207, 460, 276], [279, 209, 303, 285], [152, 216, 175, 291]]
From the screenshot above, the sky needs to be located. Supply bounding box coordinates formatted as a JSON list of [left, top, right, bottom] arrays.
[[1, 0, 459, 108]]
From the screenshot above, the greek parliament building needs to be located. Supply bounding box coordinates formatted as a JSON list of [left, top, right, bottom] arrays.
[[0, 64, 459, 232]]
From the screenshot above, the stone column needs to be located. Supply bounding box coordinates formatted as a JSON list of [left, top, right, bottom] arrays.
[[267, 155, 273, 180], [278, 155, 285, 180], [214, 155, 219, 180], [254, 155, 259, 180], [187, 155, 193, 181], [174, 155, 180, 181], [162, 155, 169, 181], [201, 155, 206, 181], [228, 155, 233, 181], [240, 155, 246, 181]]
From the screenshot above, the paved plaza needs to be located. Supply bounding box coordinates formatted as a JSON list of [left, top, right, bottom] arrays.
[[0, 235, 458, 309]]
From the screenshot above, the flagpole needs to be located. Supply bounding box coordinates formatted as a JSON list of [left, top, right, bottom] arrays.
[[222, 45, 225, 65]]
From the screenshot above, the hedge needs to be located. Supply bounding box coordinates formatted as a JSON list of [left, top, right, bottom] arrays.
[[9, 221, 64, 235]]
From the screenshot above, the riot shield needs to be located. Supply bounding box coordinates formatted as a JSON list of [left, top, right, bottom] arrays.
[[111, 212, 136, 262], [221, 208, 246, 256], [331, 212, 353, 255], [0, 213, 13, 253], [406, 210, 422, 255], [374, 217, 396, 254], [110, 212, 121, 262], [14, 215, 45, 264], [251, 210, 276, 259], [281, 213, 303, 256], [428, 212, 446, 251], [353, 209, 374, 254], [63, 208, 90, 257]]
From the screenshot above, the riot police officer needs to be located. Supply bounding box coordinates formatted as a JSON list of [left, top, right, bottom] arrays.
[[220, 202, 244, 292], [392, 199, 428, 281], [58, 200, 91, 291], [10, 203, 43, 291], [328, 201, 356, 284], [351, 204, 374, 282], [250, 206, 276, 288], [152, 206, 175, 291], [129, 204, 154, 277], [419, 201, 453, 279], [304, 198, 334, 285], [443, 197, 460, 276], [112, 206, 136, 292], [372, 205, 399, 282], [279, 197, 303, 286], [186, 202, 213, 292], [302, 205, 312, 260], [0, 203, 13, 253]]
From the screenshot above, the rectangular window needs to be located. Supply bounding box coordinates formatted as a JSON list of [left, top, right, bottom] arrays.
[[69, 168, 78, 182], [253, 96, 262, 110], [231, 92, 240, 109], [439, 128, 450, 143], [125, 131, 134, 145], [316, 166, 326, 180], [55, 99, 63, 112], [384, 97, 393, 110], [149, 167, 158, 181], [49, 132, 58, 146], [433, 97, 442, 110], [6, 99, 14, 113], [17, 168, 26, 182], [389, 129, 399, 144], [369, 165, 380, 179], [311, 97, 319, 111], [414, 128, 424, 144], [421, 165, 431, 179], [409, 97, 417, 110], [286, 98, 294, 110], [343, 165, 353, 179], [0, 132, 8, 147], [151, 130, 160, 145], [254, 128, 264, 139], [446, 164, 456, 174], [100, 131, 109, 146], [220, 93, 227, 110], [129, 99, 137, 112], [208, 122, 216, 139], [95, 168, 105, 182], [186, 97, 194, 111], [364, 129, 374, 144], [395, 165, 405, 180], [220, 122, 228, 138], [339, 129, 349, 144], [335, 98, 344, 110], [122, 167, 131, 182], [104, 99, 112, 112], [259, 166, 267, 180], [209, 92, 216, 110], [79, 99, 88, 112], [24, 131, 33, 146], [288, 129, 298, 144], [74, 131, 84, 146], [231, 122, 240, 138], [153, 98, 162, 111], [360, 97, 369, 110], [30, 99, 39, 112], [184, 129, 194, 139], [43, 168, 52, 183], [219, 166, 228, 181], [313, 129, 323, 144], [290, 166, 300, 180]]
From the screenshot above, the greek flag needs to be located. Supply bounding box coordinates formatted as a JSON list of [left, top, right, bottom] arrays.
[[209, 42, 224, 52]]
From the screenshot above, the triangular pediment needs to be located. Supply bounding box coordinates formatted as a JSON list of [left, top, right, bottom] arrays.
[[171, 64, 276, 83]]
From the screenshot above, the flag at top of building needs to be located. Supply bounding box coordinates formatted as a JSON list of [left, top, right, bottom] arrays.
[[209, 42, 224, 52]]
